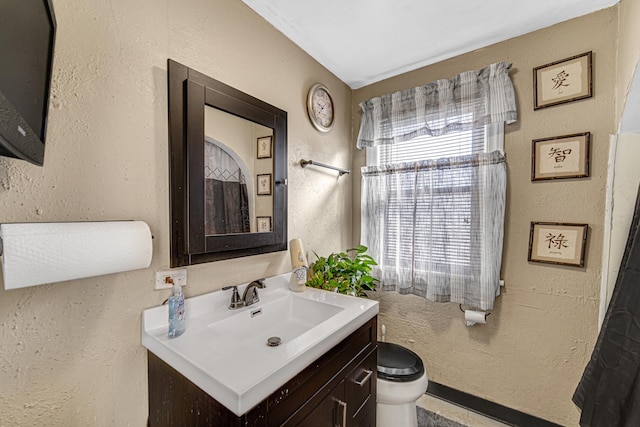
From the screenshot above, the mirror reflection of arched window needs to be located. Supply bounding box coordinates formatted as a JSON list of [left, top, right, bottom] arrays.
[[204, 138, 254, 235]]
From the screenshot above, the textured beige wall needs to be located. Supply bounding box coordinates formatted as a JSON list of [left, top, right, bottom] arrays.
[[616, 0, 640, 125], [606, 0, 640, 314], [0, 0, 352, 425], [606, 134, 640, 307], [352, 8, 617, 425]]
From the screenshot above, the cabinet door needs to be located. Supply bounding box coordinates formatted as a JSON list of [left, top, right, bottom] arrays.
[[350, 396, 375, 427], [297, 380, 346, 427], [345, 349, 377, 426]]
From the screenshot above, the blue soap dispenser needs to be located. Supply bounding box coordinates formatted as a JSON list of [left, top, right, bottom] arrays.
[[167, 277, 186, 338]]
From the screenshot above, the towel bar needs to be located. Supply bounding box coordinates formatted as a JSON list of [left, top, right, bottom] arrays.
[[300, 159, 350, 176]]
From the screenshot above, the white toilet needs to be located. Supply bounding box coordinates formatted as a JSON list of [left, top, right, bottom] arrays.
[[376, 342, 429, 427]]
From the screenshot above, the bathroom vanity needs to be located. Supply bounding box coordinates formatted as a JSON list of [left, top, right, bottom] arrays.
[[141, 274, 379, 426]]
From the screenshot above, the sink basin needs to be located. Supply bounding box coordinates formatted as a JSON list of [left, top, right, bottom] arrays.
[[141, 273, 378, 416], [207, 293, 343, 346]]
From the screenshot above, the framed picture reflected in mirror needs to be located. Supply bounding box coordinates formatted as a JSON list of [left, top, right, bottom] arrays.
[[257, 216, 271, 233], [257, 174, 272, 196], [257, 136, 272, 159]]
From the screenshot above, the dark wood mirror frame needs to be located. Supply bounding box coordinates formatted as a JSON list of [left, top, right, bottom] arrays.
[[167, 59, 288, 267]]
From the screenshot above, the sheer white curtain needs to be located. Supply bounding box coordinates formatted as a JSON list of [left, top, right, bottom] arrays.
[[358, 62, 516, 310], [362, 152, 506, 310]]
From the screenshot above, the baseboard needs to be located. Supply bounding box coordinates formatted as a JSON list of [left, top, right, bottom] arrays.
[[426, 381, 563, 427]]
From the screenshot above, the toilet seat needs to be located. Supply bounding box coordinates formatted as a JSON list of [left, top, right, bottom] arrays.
[[377, 342, 425, 382]]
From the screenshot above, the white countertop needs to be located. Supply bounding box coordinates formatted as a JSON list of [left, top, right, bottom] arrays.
[[141, 273, 378, 416]]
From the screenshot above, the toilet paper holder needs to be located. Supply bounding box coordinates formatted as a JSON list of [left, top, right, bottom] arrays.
[[458, 304, 492, 316], [459, 304, 491, 326]]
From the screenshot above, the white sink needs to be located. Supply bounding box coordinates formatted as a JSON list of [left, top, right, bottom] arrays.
[[207, 293, 343, 345], [141, 273, 378, 416]]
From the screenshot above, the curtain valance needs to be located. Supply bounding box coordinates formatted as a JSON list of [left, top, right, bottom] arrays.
[[356, 61, 517, 149]]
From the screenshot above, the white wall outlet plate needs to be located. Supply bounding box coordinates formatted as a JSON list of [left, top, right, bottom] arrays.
[[155, 268, 187, 290]]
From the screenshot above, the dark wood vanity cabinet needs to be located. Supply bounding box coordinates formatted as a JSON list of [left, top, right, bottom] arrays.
[[148, 316, 377, 426], [282, 337, 377, 427]]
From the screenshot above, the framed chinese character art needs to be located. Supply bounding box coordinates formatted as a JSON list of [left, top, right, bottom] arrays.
[[528, 222, 588, 267], [531, 132, 590, 181], [534, 51, 592, 110]]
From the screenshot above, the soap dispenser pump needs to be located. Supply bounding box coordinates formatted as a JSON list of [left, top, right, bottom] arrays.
[[167, 277, 186, 338]]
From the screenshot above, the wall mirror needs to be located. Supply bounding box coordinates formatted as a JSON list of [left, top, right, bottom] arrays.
[[168, 59, 288, 266]]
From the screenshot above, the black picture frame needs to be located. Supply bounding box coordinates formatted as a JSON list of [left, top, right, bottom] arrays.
[[533, 51, 592, 110], [531, 132, 590, 181], [528, 222, 588, 267], [257, 136, 272, 159], [256, 216, 272, 232], [257, 174, 272, 196]]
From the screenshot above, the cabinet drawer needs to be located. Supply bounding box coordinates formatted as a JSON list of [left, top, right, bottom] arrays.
[[346, 348, 377, 422], [296, 380, 346, 427], [267, 317, 376, 426]]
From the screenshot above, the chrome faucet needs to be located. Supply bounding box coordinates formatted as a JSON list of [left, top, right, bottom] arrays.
[[222, 279, 266, 310], [242, 279, 266, 306]]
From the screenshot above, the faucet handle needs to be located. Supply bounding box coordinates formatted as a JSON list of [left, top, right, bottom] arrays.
[[222, 285, 244, 310]]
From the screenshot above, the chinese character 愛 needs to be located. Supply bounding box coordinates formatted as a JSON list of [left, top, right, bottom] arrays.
[[552, 70, 570, 90]]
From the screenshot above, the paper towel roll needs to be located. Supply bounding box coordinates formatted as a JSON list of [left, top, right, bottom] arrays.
[[464, 310, 487, 326], [0, 221, 153, 290], [289, 238, 308, 269]]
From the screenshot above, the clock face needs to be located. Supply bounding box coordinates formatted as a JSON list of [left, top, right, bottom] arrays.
[[307, 84, 334, 132]]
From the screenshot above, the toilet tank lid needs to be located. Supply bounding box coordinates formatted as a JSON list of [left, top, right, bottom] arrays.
[[377, 342, 425, 382]]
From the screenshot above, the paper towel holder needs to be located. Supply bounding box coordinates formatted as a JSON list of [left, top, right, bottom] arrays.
[[0, 221, 153, 290]]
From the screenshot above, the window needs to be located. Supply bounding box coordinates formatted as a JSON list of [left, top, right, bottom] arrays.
[[357, 62, 514, 309], [372, 127, 484, 164], [361, 124, 505, 309], [367, 125, 487, 277]]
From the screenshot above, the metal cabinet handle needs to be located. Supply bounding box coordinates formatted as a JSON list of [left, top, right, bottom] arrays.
[[336, 399, 347, 427], [355, 369, 373, 387]]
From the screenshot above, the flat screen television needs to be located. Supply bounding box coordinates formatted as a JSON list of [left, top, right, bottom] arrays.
[[0, 0, 56, 166]]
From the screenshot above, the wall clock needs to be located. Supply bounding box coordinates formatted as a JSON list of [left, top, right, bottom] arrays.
[[306, 83, 334, 132]]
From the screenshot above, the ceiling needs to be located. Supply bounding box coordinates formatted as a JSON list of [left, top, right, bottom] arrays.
[[241, 0, 619, 89]]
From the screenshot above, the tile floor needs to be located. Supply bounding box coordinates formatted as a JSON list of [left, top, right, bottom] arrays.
[[417, 394, 512, 427], [418, 407, 467, 427]]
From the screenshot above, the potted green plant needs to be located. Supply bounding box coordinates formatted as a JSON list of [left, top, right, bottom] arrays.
[[305, 245, 379, 297]]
